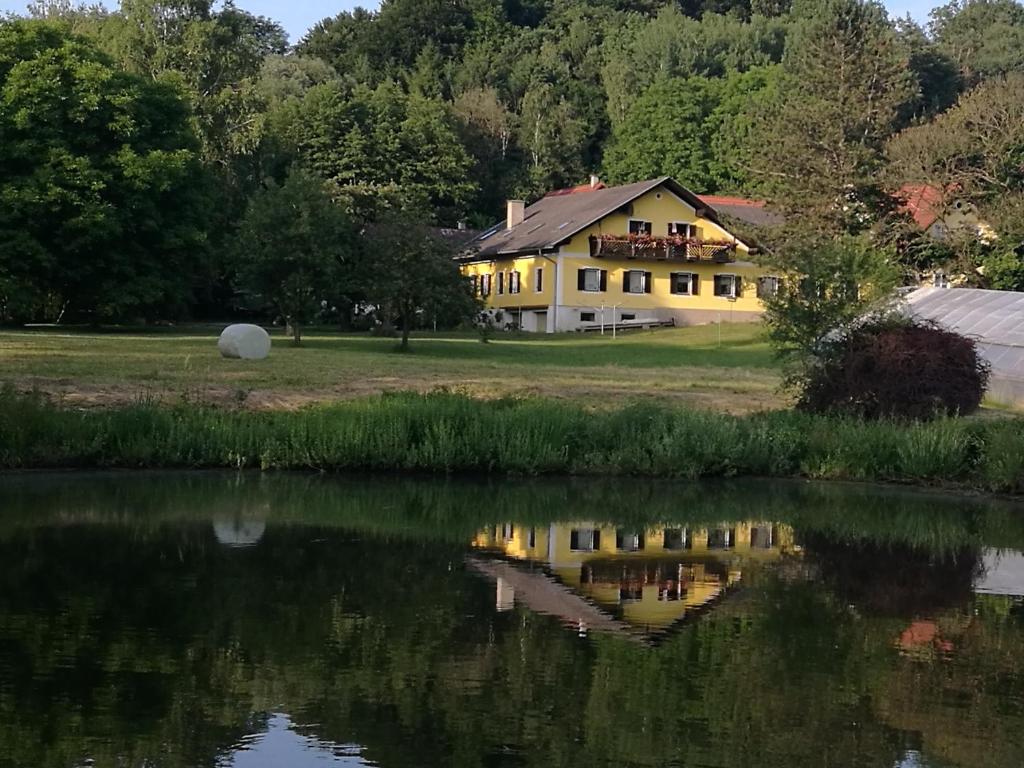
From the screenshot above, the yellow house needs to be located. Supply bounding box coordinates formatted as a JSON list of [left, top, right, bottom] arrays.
[[472, 522, 796, 635], [458, 177, 777, 333]]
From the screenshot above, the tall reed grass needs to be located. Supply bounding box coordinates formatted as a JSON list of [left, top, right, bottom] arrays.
[[1, 390, 1021, 493]]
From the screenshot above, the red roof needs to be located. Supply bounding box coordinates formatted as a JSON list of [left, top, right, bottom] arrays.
[[697, 195, 768, 209], [897, 184, 945, 230], [544, 181, 607, 197]]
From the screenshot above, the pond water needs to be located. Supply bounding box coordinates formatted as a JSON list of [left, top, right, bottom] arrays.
[[1, 473, 1023, 768]]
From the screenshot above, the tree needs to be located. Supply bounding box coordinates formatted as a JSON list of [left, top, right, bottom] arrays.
[[358, 214, 478, 349], [747, 0, 918, 233], [761, 235, 900, 389], [932, 0, 1024, 84], [233, 170, 357, 345], [0, 20, 210, 322], [602, 67, 779, 193], [276, 81, 476, 223]]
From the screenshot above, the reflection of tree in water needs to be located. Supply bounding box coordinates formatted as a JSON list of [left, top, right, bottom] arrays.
[[798, 531, 983, 617]]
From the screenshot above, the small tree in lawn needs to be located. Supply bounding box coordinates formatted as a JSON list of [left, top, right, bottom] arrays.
[[762, 233, 900, 394], [359, 213, 478, 350], [234, 170, 356, 345]]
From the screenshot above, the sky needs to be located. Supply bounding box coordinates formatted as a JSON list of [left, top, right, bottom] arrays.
[[1, 1, 947, 43]]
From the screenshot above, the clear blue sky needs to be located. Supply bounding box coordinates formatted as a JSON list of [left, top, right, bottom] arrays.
[[1, 1, 947, 42]]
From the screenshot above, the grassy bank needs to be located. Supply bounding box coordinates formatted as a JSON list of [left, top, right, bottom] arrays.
[[2, 391, 1022, 494], [0, 324, 779, 412]]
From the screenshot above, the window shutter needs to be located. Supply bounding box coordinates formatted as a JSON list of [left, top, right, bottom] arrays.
[[692, 274, 699, 295], [600, 270, 608, 292], [644, 271, 653, 294], [578, 269, 586, 291]]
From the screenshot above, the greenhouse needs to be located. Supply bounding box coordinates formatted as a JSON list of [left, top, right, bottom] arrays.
[[905, 287, 1024, 408]]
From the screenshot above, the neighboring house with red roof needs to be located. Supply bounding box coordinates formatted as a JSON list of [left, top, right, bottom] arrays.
[[898, 184, 996, 242]]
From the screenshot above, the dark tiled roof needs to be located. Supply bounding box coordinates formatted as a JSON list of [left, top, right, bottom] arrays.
[[463, 177, 723, 260]]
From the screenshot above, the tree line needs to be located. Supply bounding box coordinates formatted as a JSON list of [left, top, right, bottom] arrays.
[[1, 0, 1023, 329]]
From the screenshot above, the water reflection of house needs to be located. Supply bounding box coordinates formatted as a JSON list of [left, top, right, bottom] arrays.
[[471, 522, 795, 638]]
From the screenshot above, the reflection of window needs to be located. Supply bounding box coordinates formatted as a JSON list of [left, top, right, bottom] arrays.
[[663, 528, 692, 551], [570, 529, 601, 552], [707, 527, 736, 550], [503, 524, 514, 540], [581, 311, 596, 322], [616, 530, 645, 552], [629, 219, 652, 236], [578, 268, 607, 293], [750, 526, 775, 549], [481, 274, 492, 297], [620, 585, 644, 602], [670, 272, 697, 296], [624, 270, 651, 294], [757, 276, 780, 299], [527, 527, 536, 548], [714, 274, 740, 298]]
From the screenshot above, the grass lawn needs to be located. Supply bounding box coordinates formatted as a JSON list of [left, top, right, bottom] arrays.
[[0, 323, 783, 412]]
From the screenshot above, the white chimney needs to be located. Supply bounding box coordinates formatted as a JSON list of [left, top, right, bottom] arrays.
[[507, 200, 525, 229], [590, 174, 601, 189]]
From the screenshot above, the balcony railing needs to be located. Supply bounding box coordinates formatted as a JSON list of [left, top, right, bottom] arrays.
[[589, 234, 737, 263]]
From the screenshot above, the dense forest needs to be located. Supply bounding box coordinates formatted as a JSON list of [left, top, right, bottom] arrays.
[[2, 0, 1024, 324]]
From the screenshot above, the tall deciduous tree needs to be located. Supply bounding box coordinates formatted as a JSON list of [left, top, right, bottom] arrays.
[[748, 0, 918, 233], [233, 170, 356, 345], [0, 20, 210, 322], [276, 81, 476, 223], [932, 0, 1024, 84], [359, 215, 478, 350]]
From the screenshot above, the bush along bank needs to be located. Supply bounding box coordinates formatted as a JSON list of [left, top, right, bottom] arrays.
[[1, 391, 1023, 494]]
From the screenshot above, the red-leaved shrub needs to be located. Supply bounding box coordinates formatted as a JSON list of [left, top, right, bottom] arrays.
[[799, 319, 991, 420]]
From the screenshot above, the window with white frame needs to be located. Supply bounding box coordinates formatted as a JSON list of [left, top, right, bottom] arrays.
[[756, 275, 781, 299], [714, 274, 741, 298], [670, 272, 697, 296], [535, 267, 544, 292], [629, 219, 653, 236], [480, 273, 492, 297], [509, 270, 521, 294], [578, 268, 606, 292], [668, 222, 696, 238], [623, 269, 650, 294]]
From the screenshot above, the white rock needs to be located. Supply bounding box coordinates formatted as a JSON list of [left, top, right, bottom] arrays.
[[218, 324, 271, 360]]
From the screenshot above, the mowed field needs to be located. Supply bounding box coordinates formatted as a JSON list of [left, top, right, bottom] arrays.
[[0, 324, 783, 413]]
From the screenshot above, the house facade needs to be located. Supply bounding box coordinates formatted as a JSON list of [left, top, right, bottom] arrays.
[[472, 521, 795, 635], [459, 177, 777, 333]]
